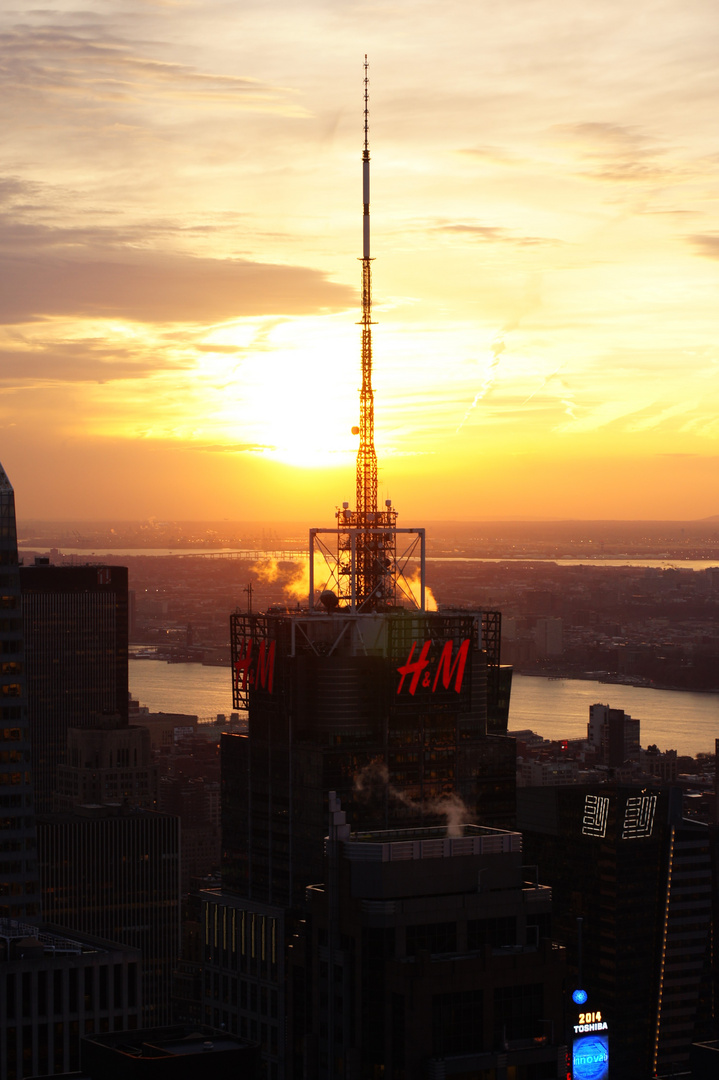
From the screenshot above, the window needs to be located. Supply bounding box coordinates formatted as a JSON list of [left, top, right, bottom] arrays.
[[433, 990, 483, 1054], [406, 922, 457, 956], [493, 983, 543, 1043], [468, 916, 517, 950]]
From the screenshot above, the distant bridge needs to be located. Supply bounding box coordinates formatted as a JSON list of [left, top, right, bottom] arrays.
[[180, 549, 309, 562]]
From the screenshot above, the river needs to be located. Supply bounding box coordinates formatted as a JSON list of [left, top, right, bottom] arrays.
[[128, 661, 717, 757]]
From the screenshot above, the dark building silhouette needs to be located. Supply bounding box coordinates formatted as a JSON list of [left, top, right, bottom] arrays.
[[80, 1025, 259, 1080], [37, 804, 180, 1028], [222, 608, 514, 911], [0, 463, 40, 921], [57, 719, 158, 810], [0, 464, 142, 1079], [518, 783, 717, 1079], [200, 66, 518, 1080], [0, 922, 141, 1078], [587, 703, 640, 767], [20, 562, 129, 813], [288, 796, 566, 1079], [201, 608, 514, 1079], [159, 774, 220, 895]]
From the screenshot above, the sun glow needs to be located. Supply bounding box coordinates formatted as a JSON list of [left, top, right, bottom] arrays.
[[207, 317, 362, 467]]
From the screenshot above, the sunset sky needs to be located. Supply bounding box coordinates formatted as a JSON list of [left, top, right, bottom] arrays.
[[2, 0, 718, 523]]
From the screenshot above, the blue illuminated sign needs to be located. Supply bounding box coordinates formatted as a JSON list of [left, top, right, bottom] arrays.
[[572, 989, 588, 1005], [573, 1033, 609, 1080]]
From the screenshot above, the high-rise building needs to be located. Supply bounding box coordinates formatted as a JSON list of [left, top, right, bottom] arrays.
[[587, 703, 640, 767], [200, 64, 517, 1080], [0, 921, 141, 1078], [80, 1025, 260, 1080], [288, 795, 566, 1079], [37, 804, 180, 1027], [20, 562, 129, 813], [517, 783, 717, 1079], [0, 463, 40, 922], [56, 719, 158, 810], [223, 607, 514, 912], [0, 464, 143, 1080]]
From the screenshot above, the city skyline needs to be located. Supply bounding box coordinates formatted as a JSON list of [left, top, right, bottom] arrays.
[[2, 1, 718, 522]]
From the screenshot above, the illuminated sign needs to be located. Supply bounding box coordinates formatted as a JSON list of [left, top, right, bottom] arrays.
[[581, 793, 658, 840], [582, 795, 609, 837], [573, 1033, 608, 1080], [233, 639, 276, 696], [396, 639, 470, 696], [622, 794, 657, 839], [571, 997, 609, 1080]]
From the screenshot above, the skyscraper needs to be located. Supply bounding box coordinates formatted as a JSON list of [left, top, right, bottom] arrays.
[[200, 62, 516, 1079], [224, 607, 514, 910], [288, 795, 566, 1079], [517, 783, 717, 1078], [0, 462, 40, 921], [0, 463, 143, 1080], [20, 562, 129, 812], [38, 804, 180, 1027]]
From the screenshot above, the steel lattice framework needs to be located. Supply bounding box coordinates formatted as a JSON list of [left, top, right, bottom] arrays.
[[309, 56, 427, 613]]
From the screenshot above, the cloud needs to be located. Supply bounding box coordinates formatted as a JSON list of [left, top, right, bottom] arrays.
[[549, 121, 679, 184], [433, 222, 558, 247], [0, 248, 354, 324], [458, 145, 525, 166], [0, 338, 167, 383], [688, 234, 719, 259], [198, 442, 274, 454], [0, 24, 302, 114]]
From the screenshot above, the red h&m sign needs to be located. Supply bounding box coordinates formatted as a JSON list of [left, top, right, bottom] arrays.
[[396, 639, 470, 696], [233, 639, 276, 695]]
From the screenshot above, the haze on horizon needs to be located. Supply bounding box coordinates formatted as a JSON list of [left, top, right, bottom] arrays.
[[1, 1, 718, 524]]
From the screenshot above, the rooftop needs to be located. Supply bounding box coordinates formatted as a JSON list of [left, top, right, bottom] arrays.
[[341, 824, 522, 862]]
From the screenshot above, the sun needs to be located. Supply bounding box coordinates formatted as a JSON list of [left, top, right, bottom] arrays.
[[204, 317, 362, 467]]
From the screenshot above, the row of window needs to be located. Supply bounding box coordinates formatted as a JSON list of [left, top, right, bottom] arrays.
[[2, 964, 138, 1019]]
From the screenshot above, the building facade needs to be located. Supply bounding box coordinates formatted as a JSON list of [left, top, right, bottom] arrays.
[[20, 562, 129, 813], [0, 919, 141, 1080], [224, 608, 515, 911], [517, 783, 717, 1079], [57, 720, 158, 810], [0, 464, 40, 922], [37, 804, 180, 1027], [289, 798, 566, 1079]]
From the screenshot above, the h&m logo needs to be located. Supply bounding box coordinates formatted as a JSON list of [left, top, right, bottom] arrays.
[[396, 639, 470, 696], [233, 639, 276, 694]]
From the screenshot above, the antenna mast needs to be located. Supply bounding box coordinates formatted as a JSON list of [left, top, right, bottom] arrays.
[[358, 54, 377, 522], [308, 58, 426, 613]]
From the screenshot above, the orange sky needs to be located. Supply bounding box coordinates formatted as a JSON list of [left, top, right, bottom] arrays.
[[1, 1, 718, 523]]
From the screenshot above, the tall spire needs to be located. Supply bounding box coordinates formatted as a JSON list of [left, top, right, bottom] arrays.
[[357, 54, 377, 524], [308, 58, 426, 614]]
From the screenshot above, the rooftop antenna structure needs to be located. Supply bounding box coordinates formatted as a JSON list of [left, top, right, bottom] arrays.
[[309, 58, 426, 612], [357, 54, 377, 528]]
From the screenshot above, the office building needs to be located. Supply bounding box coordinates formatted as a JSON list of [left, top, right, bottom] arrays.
[[0, 919, 141, 1079], [37, 804, 180, 1027], [57, 719, 158, 810], [518, 783, 717, 1079], [0, 463, 40, 922], [223, 607, 514, 912], [80, 1025, 260, 1080], [288, 795, 566, 1079], [587, 703, 640, 767], [201, 66, 517, 1079], [20, 561, 129, 813], [159, 774, 220, 894], [0, 465, 143, 1080]]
